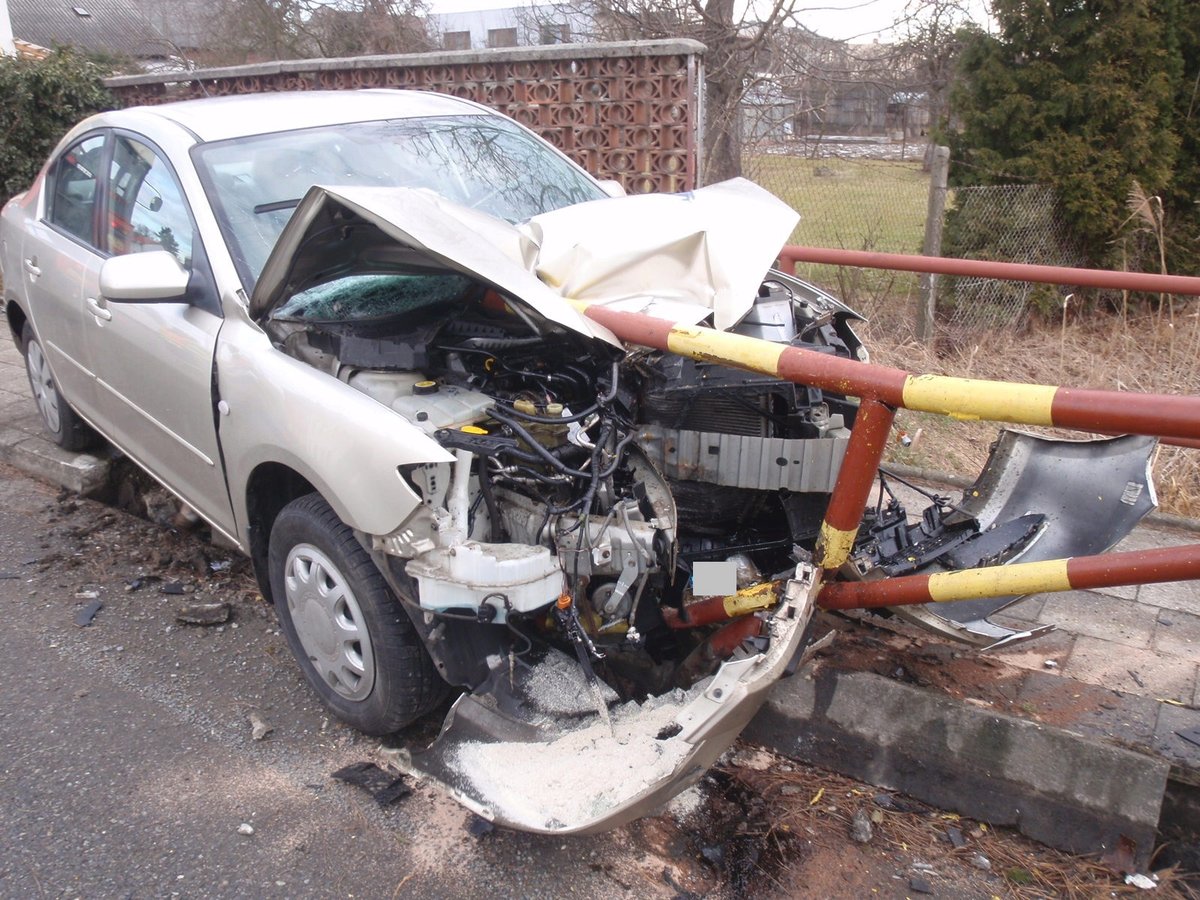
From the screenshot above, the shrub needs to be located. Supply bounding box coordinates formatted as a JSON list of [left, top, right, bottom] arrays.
[[0, 49, 114, 202]]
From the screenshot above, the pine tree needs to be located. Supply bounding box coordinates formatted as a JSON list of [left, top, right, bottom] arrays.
[[948, 0, 1182, 268]]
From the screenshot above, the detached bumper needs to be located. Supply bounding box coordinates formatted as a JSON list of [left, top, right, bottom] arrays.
[[398, 566, 818, 834]]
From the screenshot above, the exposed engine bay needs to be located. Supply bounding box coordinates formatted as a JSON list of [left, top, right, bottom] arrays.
[[267, 267, 869, 693]]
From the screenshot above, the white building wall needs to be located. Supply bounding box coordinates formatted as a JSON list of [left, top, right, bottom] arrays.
[[430, 5, 593, 50], [0, 0, 15, 55]]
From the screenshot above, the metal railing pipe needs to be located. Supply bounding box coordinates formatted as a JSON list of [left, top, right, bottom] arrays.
[[818, 544, 1200, 610], [777, 246, 1200, 297], [573, 303, 1200, 442]]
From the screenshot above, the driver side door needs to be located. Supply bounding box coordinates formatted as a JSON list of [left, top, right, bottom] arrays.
[[83, 132, 236, 540]]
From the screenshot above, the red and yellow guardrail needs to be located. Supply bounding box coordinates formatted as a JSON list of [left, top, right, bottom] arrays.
[[569, 249, 1200, 613]]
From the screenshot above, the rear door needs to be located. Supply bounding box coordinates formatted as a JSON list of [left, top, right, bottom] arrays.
[[21, 132, 108, 419], [82, 132, 236, 540]]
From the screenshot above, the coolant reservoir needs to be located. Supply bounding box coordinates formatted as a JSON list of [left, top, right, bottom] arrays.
[[407, 542, 564, 622], [345, 369, 493, 432]]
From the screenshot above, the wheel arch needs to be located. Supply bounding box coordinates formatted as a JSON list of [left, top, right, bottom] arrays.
[[245, 461, 317, 603], [6, 300, 28, 352]]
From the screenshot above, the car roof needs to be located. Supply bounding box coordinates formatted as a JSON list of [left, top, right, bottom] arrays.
[[133, 89, 488, 143]]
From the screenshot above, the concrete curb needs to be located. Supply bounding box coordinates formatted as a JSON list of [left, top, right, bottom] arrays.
[[0, 426, 111, 496], [745, 667, 1170, 868]]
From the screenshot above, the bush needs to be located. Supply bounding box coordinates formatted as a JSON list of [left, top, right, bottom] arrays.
[[0, 49, 114, 202]]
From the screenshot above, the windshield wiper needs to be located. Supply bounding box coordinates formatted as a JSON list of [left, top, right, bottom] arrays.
[[254, 199, 301, 214]]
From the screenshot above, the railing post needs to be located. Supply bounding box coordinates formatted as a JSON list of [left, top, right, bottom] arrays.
[[917, 145, 950, 343]]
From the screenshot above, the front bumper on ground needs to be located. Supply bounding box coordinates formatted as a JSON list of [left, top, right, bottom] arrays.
[[397, 566, 818, 834]]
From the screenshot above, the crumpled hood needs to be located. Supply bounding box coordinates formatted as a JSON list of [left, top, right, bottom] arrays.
[[250, 178, 798, 337], [523, 178, 799, 331]]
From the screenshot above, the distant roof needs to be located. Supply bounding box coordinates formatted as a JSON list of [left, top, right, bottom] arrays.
[[8, 0, 170, 58]]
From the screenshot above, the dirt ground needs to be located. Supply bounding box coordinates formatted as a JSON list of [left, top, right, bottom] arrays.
[[2, 460, 1194, 898]]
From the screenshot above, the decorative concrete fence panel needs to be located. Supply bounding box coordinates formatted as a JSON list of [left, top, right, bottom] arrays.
[[105, 39, 705, 194]]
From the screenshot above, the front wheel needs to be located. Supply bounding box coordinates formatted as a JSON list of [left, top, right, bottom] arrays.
[[21, 322, 98, 451], [268, 493, 446, 735]]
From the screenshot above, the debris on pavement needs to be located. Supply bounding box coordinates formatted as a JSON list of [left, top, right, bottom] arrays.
[[465, 815, 494, 839], [1175, 726, 1200, 749], [237, 823, 255, 836], [850, 808, 873, 843], [161, 581, 190, 595], [331, 762, 411, 808], [248, 712, 274, 741], [908, 875, 935, 894], [1126, 872, 1158, 889], [74, 599, 103, 627], [175, 601, 231, 626]]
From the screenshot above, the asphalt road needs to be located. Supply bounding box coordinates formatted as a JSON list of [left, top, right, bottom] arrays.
[[0, 465, 699, 899]]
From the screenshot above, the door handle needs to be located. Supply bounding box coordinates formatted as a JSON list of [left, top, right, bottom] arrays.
[[86, 297, 112, 321], [22, 257, 40, 277]]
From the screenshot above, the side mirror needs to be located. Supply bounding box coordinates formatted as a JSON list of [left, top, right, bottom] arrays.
[[597, 179, 627, 199], [100, 250, 190, 303]]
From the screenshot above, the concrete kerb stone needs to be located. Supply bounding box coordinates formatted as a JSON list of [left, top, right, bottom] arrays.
[[0, 430, 110, 496], [744, 667, 1170, 868]]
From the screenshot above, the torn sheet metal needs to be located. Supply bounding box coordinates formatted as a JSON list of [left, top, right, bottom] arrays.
[[890, 431, 1158, 647], [251, 179, 797, 336], [250, 185, 620, 345]]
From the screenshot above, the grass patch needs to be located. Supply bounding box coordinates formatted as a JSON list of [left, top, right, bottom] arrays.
[[746, 154, 930, 314]]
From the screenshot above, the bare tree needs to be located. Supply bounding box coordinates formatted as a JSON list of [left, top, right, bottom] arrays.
[[891, 0, 977, 167], [207, 0, 434, 65], [596, 0, 803, 182]]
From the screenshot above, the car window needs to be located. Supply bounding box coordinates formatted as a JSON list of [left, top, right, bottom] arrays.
[[106, 135, 195, 267], [49, 134, 106, 247], [193, 115, 606, 293]]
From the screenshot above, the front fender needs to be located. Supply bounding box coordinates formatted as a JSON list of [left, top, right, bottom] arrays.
[[216, 314, 453, 541]]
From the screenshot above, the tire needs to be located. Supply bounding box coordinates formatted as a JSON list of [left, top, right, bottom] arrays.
[[21, 322, 98, 452], [268, 493, 447, 735]]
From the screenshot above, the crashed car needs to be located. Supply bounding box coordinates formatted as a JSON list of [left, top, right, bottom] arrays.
[[0, 90, 1157, 833]]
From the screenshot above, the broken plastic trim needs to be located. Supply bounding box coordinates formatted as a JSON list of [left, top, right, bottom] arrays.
[[885, 431, 1157, 648], [395, 568, 817, 834]]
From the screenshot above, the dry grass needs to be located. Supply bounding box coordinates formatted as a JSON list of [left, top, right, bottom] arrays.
[[726, 757, 1196, 899], [853, 303, 1200, 518]]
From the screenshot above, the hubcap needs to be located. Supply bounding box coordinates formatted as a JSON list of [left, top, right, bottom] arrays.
[[26, 340, 60, 433], [284, 543, 375, 701]]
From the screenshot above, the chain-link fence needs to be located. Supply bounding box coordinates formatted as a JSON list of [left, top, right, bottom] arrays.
[[744, 142, 1081, 333], [942, 184, 1085, 332], [743, 143, 928, 322]]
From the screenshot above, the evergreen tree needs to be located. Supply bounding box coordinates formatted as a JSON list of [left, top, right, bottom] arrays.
[[947, 0, 1183, 268]]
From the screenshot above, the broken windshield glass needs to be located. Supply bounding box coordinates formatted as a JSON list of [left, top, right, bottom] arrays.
[[274, 273, 473, 322]]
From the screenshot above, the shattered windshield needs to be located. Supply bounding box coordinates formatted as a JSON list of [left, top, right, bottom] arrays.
[[192, 114, 606, 292]]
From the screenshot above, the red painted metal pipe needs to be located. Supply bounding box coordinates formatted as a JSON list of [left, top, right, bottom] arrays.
[[573, 302, 1200, 443], [814, 398, 895, 571], [818, 544, 1200, 610], [778, 246, 1200, 297]]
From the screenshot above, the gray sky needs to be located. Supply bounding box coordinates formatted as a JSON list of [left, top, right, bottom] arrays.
[[425, 0, 994, 42]]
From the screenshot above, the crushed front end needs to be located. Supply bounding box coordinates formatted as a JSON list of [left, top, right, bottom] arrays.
[[256, 182, 1160, 832]]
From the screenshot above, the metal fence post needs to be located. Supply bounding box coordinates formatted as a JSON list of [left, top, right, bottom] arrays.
[[917, 145, 950, 342]]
